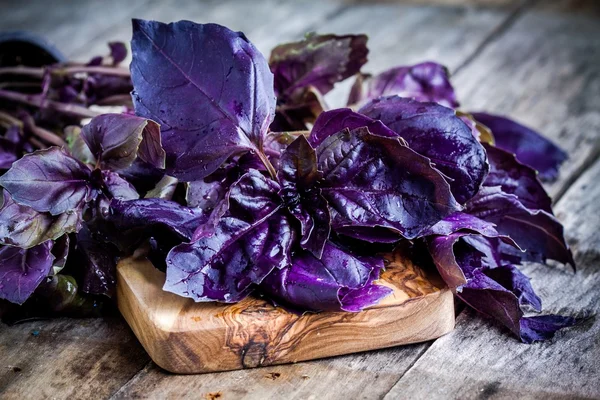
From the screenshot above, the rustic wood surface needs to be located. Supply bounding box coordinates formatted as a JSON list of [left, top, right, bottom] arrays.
[[0, 0, 599, 398], [117, 251, 454, 374]]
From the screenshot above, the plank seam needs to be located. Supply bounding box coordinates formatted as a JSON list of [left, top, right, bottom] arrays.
[[108, 360, 154, 400], [553, 143, 600, 204], [452, 0, 537, 75], [380, 343, 434, 398]]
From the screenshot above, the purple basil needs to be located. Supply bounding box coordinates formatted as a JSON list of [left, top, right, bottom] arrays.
[[0, 136, 18, 169], [471, 112, 567, 182], [360, 96, 488, 204], [349, 62, 458, 108], [466, 186, 574, 266], [72, 223, 119, 297], [81, 113, 165, 171], [102, 171, 140, 200], [428, 233, 576, 342], [423, 212, 501, 238], [130, 19, 276, 181], [164, 169, 293, 302], [0, 190, 82, 248], [269, 33, 367, 131], [483, 144, 552, 213], [109, 198, 208, 242], [185, 162, 242, 210], [308, 108, 398, 147], [0, 19, 578, 344], [278, 135, 330, 258], [270, 33, 368, 97], [0, 147, 96, 215], [318, 126, 459, 240], [0, 241, 55, 305], [260, 241, 391, 312], [109, 41, 128, 65]]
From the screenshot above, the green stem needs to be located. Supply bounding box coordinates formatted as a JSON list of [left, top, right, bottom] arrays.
[[257, 150, 277, 180]]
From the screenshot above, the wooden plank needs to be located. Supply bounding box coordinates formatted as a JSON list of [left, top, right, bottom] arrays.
[[70, 0, 344, 62], [452, 0, 600, 200], [0, 316, 150, 399], [110, 4, 522, 399], [116, 252, 454, 374], [383, 158, 600, 400], [316, 1, 524, 107], [318, 2, 518, 73], [381, 3, 600, 396], [347, 0, 523, 6]]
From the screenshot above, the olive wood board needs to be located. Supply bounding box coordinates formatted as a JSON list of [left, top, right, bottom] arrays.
[[116, 251, 455, 374]]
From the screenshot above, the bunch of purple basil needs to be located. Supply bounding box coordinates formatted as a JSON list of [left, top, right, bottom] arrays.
[[0, 19, 577, 342]]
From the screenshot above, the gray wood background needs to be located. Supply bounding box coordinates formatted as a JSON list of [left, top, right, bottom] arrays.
[[0, 0, 599, 398]]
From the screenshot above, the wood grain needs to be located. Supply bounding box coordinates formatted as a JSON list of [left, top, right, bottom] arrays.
[[117, 250, 454, 374], [0, 316, 150, 400]]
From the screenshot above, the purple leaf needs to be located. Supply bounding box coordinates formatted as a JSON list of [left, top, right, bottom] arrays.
[[109, 198, 209, 242], [0, 147, 96, 215], [466, 186, 574, 266], [270, 33, 368, 97], [458, 269, 575, 343], [130, 19, 275, 181], [185, 162, 242, 210], [317, 126, 459, 240], [260, 242, 391, 312], [0, 137, 18, 169], [264, 131, 302, 157], [350, 62, 459, 108], [109, 41, 127, 65], [164, 169, 293, 303], [423, 212, 500, 237], [278, 135, 330, 258], [308, 108, 398, 147], [102, 171, 140, 200], [484, 264, 542, 312], [72, 223, 119, 297], [81, 113, 165, 170], [0, 190, 82, 248], [428, 233, 575, 342], [118, 159, 165, 195], [360, 96, 489, 204], [270, 86, 327, 132], [520, 315, 578, 344], [483, 144, 552, 213], [471, 113, 567, 182], [262, 131, 307, 170], [0, 241, 55, 305]]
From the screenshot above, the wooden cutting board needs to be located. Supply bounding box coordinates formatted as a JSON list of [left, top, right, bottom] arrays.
[[116, 250, 455, 374]]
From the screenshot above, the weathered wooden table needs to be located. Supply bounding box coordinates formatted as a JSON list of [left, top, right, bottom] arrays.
[[1, 0, 599, 398]]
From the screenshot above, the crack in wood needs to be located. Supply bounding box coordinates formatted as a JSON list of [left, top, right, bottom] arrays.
[[452, 0, 536, 75]]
